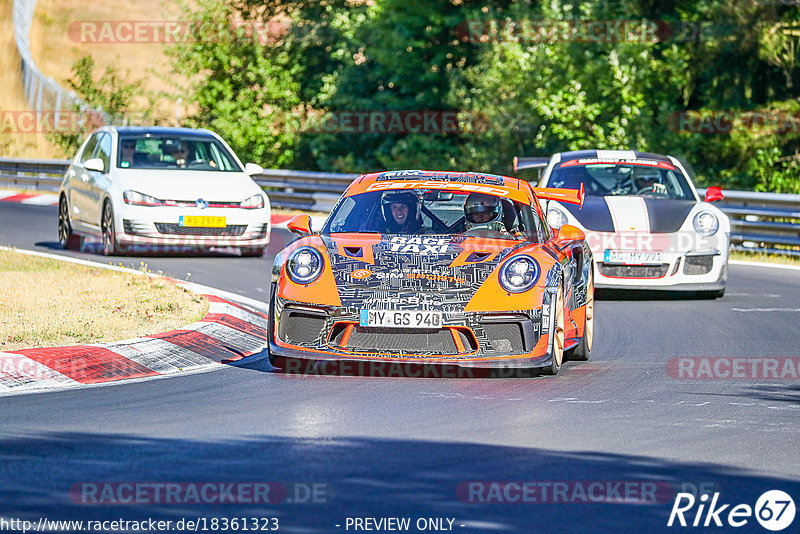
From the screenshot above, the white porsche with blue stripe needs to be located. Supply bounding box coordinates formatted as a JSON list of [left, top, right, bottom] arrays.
[[514, 150, 729, 297]]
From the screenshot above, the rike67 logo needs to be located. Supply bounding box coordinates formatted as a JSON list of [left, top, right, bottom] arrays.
[[668, 490, 796, 531]]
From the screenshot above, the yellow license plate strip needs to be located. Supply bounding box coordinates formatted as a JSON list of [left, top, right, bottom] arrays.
[[179, 216, 226, 228]]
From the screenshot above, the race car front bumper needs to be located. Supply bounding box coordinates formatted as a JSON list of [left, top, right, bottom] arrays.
[[268, 297, 556, 369]]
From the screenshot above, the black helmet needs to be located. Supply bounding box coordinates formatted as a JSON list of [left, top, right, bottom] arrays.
[[464, 192, 501, 224], [382, 191, 418, 210], [382, 191, 420, 230]]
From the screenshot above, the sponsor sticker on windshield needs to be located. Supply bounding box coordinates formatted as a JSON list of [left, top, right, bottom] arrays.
[[560, 158, 675, 170]]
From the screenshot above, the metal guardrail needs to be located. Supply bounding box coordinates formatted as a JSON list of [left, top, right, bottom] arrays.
[[14, 0, 83, 117], [0, 158, 797, 256], [698, 188, 800, 257]]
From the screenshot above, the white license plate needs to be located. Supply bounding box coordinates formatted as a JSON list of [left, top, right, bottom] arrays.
[[359, 310, 442, 329], [604, 250, 663, 265]]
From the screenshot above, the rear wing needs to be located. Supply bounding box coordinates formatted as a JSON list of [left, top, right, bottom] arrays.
[[532, 183, 585, 208], [513, 156, 550, 172]]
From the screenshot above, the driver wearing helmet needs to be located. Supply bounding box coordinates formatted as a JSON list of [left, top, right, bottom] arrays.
[[463, 192, 508, 234], [383, 191, 422, 234], [634, 171, 668, 195]]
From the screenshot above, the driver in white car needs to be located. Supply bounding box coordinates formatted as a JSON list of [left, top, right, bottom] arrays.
[[170, 142, 191, 167]]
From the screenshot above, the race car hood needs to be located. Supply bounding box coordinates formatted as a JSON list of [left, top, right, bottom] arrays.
[[322, 233, 521, 296], [561, 196, 696, 233]]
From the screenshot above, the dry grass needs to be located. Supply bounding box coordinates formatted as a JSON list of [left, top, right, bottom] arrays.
[[729, 249, 800, 266], [29, 0, 186, 128], [0, 0, 59, 158], [0, 249, 208, 351], [0, 0, 192, 159]]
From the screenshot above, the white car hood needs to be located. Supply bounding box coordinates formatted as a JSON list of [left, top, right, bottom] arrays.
[[113, 169, 261, 201]]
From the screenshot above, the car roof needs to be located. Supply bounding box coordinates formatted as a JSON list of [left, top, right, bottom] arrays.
[[349, 170, 532, 203], [359, 169, 523, 188], [109, 126, 217, 138], [556, 149, 672, 162]]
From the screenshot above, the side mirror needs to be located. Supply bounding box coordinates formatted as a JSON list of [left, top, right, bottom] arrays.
[[287, 214, 312, 236], [704, 186, 724, 203], [554, 224, 584, 247], [84, 158, 105, 173], [245, 163, 264, 176]]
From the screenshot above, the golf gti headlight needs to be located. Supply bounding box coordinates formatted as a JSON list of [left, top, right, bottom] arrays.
[[123, 190, 163, 206], [693, 210, 719, 237], [547, 207, 567, 229], [287, 247, 324, 284], [499, 255, 540, 293], [241, 194, 265, 209]]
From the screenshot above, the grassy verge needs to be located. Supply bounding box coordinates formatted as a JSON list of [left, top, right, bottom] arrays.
[[729, 249, 800, 267], [0, 249, 208, 351]]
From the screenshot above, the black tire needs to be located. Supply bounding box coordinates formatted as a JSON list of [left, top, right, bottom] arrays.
[[101, 201, 120, 256], [568, 270, 594, 361], [241, 246, 265, 257], [267, 282, 280, 368], [697, 288, 725, 299], [541, 285, 565, 376], [58, 195, 79, 249]]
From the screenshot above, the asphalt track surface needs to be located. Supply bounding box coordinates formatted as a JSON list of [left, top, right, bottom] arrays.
[[1, 202, 799, 533]]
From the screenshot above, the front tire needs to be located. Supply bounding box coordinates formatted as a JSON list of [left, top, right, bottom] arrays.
[[101, 201, 120, 256], [541, 285, 565, 376], [241, 246, 265, 257], [568, 270, 594, 361], [58, 195, 79, 249]]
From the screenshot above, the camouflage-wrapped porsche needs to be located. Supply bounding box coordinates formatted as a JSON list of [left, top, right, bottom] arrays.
[[268, 170, 593, 374]]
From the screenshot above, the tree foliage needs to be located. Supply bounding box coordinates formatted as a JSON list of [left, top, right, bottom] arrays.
[[162, 0, 799, 190]]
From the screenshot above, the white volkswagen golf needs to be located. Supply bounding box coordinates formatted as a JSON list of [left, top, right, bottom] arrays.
[[58, 126, 271, 256]]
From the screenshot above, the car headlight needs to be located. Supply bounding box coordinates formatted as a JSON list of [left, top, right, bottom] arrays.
[[241, 194, 265, 209], [123, 190, 163, 206], [693, 210, 719, 237], [547, 207, 567, 229], [499, 255, 540, 293], [287, 247, 324, 284]]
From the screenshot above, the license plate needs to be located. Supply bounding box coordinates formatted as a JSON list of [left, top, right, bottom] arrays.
[[604, 250, 663, 265], [179, 216, 226, 228], [359, 310, 442, 329]]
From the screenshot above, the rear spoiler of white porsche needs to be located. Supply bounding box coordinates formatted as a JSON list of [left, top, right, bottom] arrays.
[[533, 183, 585, 208], [513, 156, 550, 172]]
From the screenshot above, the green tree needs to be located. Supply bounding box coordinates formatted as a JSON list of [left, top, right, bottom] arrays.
[[48, 55, 143, 155]]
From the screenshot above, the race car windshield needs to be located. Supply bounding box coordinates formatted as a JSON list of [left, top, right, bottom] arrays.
[[117, 136, 242, 172], [548, 160, 695, 200], [323, 189, 547, 242]]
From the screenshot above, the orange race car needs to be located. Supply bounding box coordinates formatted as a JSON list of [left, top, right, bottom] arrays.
[[268, 170, 593, 375]]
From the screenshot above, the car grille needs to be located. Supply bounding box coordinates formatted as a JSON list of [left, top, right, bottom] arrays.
[[683, 255, 714, 275], [278, 309, 327, 344], [482, 322, 526, 353], [254, 223, 269, 239], [155, 223, 247, 236], [343, 327, 458, 354], [327, 324, 477, 355], [598, 263, 669, 279]]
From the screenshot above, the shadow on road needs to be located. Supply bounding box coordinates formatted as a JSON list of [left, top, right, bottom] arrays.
[[0, 432, 795, 533]]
